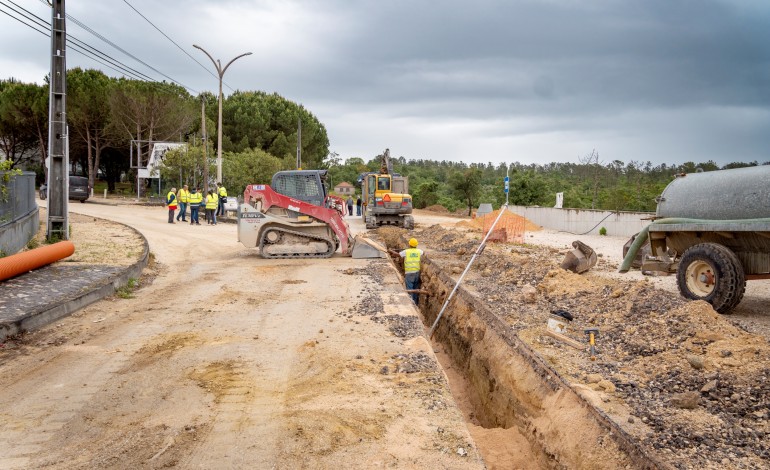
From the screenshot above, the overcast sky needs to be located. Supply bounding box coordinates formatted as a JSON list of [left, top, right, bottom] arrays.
[[1, 0, 769, 167]]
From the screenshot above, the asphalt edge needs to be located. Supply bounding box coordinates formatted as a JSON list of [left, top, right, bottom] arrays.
[[0, 217, 150, 342]]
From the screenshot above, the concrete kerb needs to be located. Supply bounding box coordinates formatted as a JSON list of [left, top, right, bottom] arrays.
[[0, 218, 150, 342]]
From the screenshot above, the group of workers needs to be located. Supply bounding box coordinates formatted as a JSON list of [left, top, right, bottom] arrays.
[[166, 182, 228, 226]]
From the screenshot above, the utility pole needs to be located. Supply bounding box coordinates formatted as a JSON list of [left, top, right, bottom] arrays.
[[296, 117, 302, 170], [200, 98, 209, 194], [192, 45, 252, 185], [46, 0, 68, 240]]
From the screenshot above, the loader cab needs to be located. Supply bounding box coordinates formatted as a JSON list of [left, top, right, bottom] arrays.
[[271, 170, 328, 207]]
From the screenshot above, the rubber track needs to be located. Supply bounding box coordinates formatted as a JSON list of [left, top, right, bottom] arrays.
[[259, 226, 335, 259]]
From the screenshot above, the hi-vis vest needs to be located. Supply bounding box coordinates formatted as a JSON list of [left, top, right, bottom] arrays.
[[166, 191, 177, 208], [188, 191, 202, 205], [218, 186, 227, 198], [206, 193, 218, 210], [404, 248, 421, 273], [178, 188, 189, 203]]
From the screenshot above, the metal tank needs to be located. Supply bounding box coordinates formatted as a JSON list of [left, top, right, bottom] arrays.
[[656, 165, 770, 219]]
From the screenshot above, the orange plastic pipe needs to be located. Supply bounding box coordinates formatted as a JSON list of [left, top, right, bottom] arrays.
[[0, 241, 75, 282]]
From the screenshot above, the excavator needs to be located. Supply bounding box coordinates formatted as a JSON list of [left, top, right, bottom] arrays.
[[237, 169, 384, 259], [360, 149, 414, 229]]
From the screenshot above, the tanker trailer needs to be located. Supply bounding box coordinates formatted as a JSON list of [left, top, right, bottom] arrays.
[[620, 165, 770, 313]]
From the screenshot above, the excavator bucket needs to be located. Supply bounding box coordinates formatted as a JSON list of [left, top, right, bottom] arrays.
[[560, 240, 598, 274], [351, 235, 388, 259]]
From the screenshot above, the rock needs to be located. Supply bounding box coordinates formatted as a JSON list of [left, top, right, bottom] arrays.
[[670, 391, 700, 409], [586, 374, 603, 384], [686, 355, 705, 370], [520, 285, 537, 303], [456, 248, 467, 256], [481, 268, 492, 277], [380, 366, 389, 375], [451, 266, 462, 275], [457, 447, 467, 457], [628, 416, 635, 424], [701, 380, 718, 393], [720, 350, 733, 358], [598, 380, 616, 393]]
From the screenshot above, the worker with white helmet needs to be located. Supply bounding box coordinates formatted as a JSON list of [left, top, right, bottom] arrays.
[[389, 238, 424, 305]]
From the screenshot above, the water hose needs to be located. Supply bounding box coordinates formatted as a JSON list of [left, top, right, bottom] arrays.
[[618, 217, 770, 273], [0, 241, 75, 282]]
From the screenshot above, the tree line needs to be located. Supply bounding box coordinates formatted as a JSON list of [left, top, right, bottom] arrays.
[[0, 69, 329, 194], [325, 151, 768, 215], [2, 69, 766, 212]]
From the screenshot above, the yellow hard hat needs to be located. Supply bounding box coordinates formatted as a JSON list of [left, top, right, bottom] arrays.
[[409, 238, 418, 247]]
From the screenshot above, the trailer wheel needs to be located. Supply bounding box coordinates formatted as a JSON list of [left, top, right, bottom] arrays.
[[676, 243, 745, 314]]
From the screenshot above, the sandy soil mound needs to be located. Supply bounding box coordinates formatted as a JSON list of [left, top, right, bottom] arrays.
[[455, 209, 541, 233]]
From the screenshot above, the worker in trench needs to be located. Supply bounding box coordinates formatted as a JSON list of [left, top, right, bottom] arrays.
[[389, 238, 424, 305]]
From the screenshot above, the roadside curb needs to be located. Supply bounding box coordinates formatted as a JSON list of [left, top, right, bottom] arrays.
[[0, 218, 150, 342]]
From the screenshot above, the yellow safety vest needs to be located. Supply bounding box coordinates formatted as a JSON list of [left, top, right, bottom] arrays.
[[166, 191, 177, 208], [206, 194, 218, 210], [404, 248, 421, 273], [178, 189, 189, 203], [188, 192, 202, 205], [218, 187, 227, 198]]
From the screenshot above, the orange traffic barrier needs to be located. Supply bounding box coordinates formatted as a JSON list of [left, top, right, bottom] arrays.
[[0, 241, 75, 282]]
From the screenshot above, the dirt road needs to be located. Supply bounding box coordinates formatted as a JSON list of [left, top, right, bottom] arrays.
[[0, 203, 483, 469]]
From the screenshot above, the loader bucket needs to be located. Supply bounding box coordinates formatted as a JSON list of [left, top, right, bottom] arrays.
[[351, 235, 388, 259], [560, 240, 597, 274]]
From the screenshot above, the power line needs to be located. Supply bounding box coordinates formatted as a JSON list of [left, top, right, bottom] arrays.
[[120, 0, 234, 92], [0, 4, 198, 94], [1, 0, 155, 82], [0, 5, 152, 82], [33, 0, 197, 94]]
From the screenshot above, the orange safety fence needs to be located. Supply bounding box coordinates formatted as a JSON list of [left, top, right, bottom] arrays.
[[456, 208, 540, 243]]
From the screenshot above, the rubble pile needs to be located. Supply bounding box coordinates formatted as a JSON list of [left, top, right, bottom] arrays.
[[410, 223, 770, 469]]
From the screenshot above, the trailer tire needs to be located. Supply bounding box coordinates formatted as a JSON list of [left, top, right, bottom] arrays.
[[676, 243, 745, 314]]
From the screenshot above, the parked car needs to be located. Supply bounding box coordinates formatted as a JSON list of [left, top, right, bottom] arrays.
[[39, 175, 90, 203]]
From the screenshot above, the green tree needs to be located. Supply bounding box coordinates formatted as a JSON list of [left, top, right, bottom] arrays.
[[0, 79, 44, 169], [220, 91, 329, 169], [68, 68, 116, 189], [223, 147, 285, 197], [450, 168, 482, 215]]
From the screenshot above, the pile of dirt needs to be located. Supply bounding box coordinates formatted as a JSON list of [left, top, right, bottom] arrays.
[[424, 205, 449, 213], [412, 224, 770, 469], [455, 209, 542, 233]]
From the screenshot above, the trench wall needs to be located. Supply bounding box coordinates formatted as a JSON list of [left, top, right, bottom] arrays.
[[419, 256, 667, 469], [508, 205, 653, 237]]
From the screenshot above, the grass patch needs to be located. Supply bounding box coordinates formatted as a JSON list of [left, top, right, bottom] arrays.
[[116, 277, 139, 299]]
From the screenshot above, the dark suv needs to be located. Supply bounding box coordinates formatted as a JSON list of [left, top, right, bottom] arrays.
[[39, 175, 90, 203]]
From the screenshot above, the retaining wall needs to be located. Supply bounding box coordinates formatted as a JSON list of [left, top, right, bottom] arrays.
[[508, 205, 653, 237]]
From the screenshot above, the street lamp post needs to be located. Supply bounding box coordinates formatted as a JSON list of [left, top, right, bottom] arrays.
[[193, 45, 252, 185]]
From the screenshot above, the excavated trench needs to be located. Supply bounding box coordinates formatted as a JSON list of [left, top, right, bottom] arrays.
[[388, 249, 666, 469]]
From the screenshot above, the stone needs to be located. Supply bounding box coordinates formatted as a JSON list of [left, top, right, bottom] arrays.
[[686, 355, 705, 370], [520, 285, 537, 303], [701, 380, 718, 393], [670, 391, 700, 409], [457, 447, 467, 457], [451, 266, 462, 274]]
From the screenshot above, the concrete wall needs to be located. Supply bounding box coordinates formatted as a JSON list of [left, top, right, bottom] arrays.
[[508, 205, 653, 237], [0, 172, 38, 255]]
